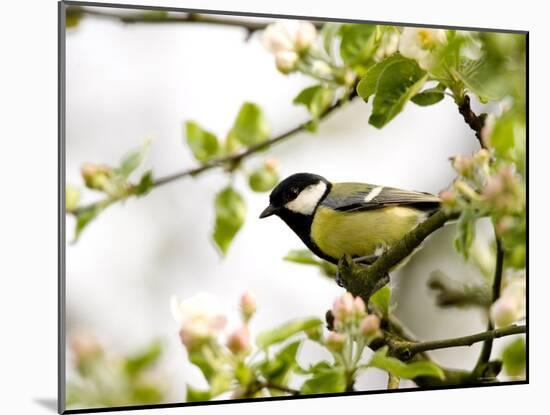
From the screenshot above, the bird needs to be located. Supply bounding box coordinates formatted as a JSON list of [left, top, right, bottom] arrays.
[[259, 173, 441, 267]]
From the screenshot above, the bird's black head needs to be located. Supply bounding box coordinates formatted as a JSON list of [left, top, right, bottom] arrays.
[[259, 173, 331, 219]]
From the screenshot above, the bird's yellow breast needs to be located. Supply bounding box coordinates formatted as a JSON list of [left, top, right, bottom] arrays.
[[310, 205, 425, 260]]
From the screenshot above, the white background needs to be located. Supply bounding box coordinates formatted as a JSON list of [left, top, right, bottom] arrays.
[[0, 0, 543, 414]]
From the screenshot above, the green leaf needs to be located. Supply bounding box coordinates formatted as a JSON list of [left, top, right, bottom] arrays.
[[258, 341, 301, 387], [293, 85, 334, 130], [229, 102, 270, 147], [283, 249, 337, 277], [283, 249, 321, 266], [235, 361, 253, 385], [256, 317, 323, 349], [454, 58, 503, 103], [454, 210, 476, 259], [321, 23, 340, 58], [135, 170, 154, 196], [370, 347, 445, 380], [248, 166, 279, 192], [370, 284, 391, 318], [301, 367, 346, 394], [188, 350, 216, 382], [356, 54, 408, 102], [296, 360, 332, 375], [66, 185, 80, 213], [73, 203, 105, 242], [124, 341, 162, 377], [369, 58, 428, 128], [210, 371, 233, 396], [186, 384, 211, 402], [185, 121, 220, 162], [132, 383, 163, 404], [411, 84, 446, 106], [213, 186, 246, 255], [339, 24, 378, 68], [118, 140, 151, 179], [502, 337, 526, 377]]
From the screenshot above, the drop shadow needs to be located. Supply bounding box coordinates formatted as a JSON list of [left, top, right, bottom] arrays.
[[34, 398, 57, 412]]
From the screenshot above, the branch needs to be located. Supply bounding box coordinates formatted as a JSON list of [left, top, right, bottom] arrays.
[[474, 236, 504, 371], [70, 6, 267, 33], [72, 93, 356, 217], [456, 94, 487, 148], [69, 6, 323, 39], [392, 324, 525, 361], [428, 270, 491, 308], [263, 382, 300, 396], [338, 210, 454, 303]]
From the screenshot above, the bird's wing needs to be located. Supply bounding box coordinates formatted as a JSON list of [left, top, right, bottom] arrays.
[[322, 182, 441, 213]]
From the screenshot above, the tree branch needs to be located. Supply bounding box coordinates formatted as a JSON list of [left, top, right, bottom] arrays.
[[69, 6, 323, 39], [263, 382, 300, 396], [392, 324, 525, 361], [474, 236, 505, 372], [456, 94, 487, 148], [71, 93, 357, 217], [427, 270, 491, 308], [338, 210, 454, 303]]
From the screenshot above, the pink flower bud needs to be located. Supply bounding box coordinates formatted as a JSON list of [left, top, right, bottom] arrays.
[[227, 326, 250, 355], [70, 332, 103, 362], [490, 297, 519, 328], [326, 332, 347, 352], [451, 155, 474, 176], [240, 291, 257, 321], [439, 189, 457, 208], [360, 315, 381, 337], [332, 292, 355, 321], [353, 296, 366, 316]]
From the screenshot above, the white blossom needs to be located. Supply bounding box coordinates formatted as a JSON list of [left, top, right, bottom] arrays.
[[262, 22, 294, 54], [170, 293, 227, 343], [398, 27, 447, 70], [295, 22, 317, 51], [311, 60, 332, 78], [275, 50, 299, 73], [375, 30, 400, 61]]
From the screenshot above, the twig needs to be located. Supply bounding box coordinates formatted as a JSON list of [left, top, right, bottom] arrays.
[[427, 270, 491, 308], [71, 93, 357, 217], [456, 94, 487, 148], [393, 324, 525, 360], [263, 382, 300, 396], [68, 6, 323, 38], [474, 236, 505, 370]]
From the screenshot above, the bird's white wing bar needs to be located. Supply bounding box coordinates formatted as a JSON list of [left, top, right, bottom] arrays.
[[363, 186, 383, 203]]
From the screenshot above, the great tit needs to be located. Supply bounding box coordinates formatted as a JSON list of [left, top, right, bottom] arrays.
[[259, 173, 440, 265]]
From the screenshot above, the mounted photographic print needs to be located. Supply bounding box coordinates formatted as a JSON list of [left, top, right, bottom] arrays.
[[59, 1, 528, 413]]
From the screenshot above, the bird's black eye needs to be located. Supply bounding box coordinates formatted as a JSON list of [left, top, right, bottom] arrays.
[[290, 187, 300, 195]]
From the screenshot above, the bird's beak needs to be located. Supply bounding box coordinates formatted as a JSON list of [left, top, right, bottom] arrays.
[[259, 205, 278, 219]]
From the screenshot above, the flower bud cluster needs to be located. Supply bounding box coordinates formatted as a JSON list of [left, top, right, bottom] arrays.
[[262, 22, 317, 74], [171, 291, 257, 356], [327, 292, 381, 353]]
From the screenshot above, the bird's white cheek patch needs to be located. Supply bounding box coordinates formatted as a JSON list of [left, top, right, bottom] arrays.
[[285, 182, 327, 215]]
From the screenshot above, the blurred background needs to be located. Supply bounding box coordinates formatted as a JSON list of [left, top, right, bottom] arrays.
[[64, 6, 506, 406]]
